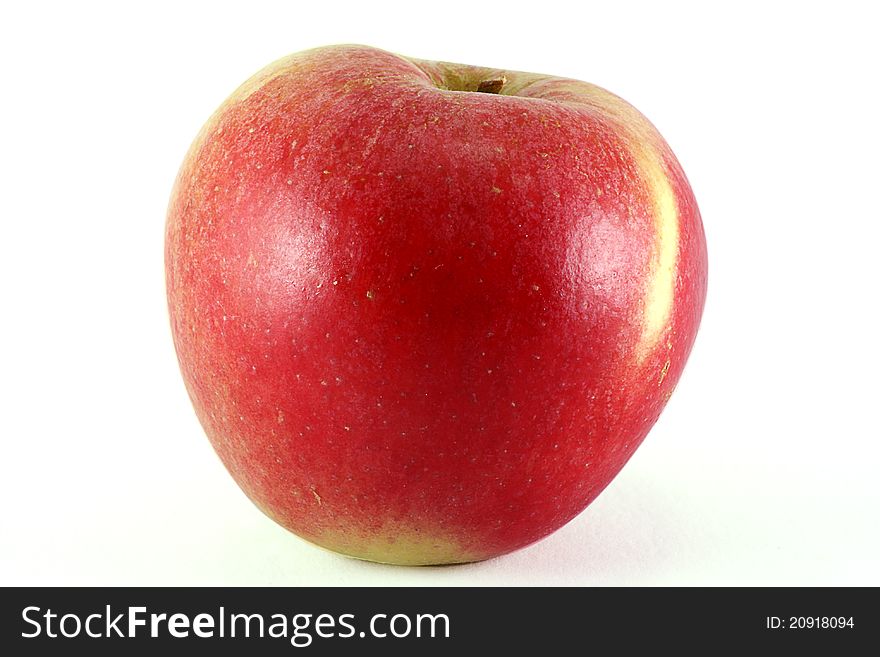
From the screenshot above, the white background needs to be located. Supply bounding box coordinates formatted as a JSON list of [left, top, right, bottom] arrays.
[[2, 0, 878, 586]]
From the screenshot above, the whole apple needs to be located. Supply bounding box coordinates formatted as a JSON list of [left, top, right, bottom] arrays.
[[165, 45, 707, 565]]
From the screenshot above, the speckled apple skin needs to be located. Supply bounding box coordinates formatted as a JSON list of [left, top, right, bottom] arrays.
[[165, 45, 707, 565]]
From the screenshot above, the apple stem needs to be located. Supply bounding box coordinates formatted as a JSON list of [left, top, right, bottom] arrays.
[[477, 77, 506, 94]]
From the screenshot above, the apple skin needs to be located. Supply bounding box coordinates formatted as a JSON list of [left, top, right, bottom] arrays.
[[165, 45, 707, 565]]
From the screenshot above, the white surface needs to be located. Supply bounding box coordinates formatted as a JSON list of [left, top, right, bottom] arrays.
[[1, 1, 878, 586]]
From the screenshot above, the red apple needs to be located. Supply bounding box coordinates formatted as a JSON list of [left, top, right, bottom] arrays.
[[165, 45, 707, 565]]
